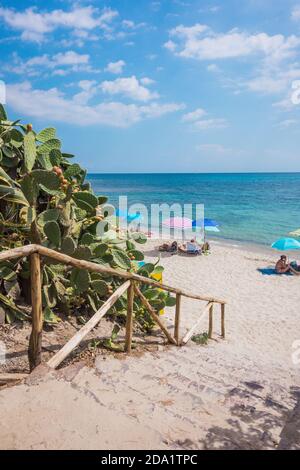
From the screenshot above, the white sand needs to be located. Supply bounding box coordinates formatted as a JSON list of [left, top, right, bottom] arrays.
[[1, 240, 300, 449], [145, 239, 300, 369]]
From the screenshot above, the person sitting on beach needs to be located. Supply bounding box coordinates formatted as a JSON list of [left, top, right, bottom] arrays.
[[179, 239, 201, 255], [275, 255, 291, 274], [187, 239, 201, 253], [202, 242, 210, 253]]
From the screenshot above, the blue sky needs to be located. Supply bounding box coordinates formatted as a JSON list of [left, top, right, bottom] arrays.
[[1, 0, 300, 172]]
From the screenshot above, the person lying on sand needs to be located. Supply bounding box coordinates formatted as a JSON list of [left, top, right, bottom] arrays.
[[289, 261, 300, 275], [275, 255, 291, 274], [179, 239, 201, 255], [158, 241, 178, 253]]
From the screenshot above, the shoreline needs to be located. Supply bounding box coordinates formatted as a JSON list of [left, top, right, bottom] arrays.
[[146, 231, 280, 259], [202, 236, 300, 261], [208, 237, 277, 258]]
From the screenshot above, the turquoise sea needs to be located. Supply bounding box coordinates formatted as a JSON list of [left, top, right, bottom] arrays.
[[87, 173, 300, 247]]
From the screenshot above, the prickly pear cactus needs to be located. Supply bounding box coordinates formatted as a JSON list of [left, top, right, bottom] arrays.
[[0, 105, 172, 333]]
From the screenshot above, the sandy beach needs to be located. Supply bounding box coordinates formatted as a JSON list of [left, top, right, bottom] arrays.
[[1, 240, 299, 449]]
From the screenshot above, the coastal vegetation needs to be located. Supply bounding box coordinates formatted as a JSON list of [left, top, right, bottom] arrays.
[[0, 104, 175, 337]]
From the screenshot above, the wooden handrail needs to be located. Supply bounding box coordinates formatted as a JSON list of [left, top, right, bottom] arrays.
[[0, 244, 226, 305], [0, 243, 227, 372], [0, 244, 37, 263]]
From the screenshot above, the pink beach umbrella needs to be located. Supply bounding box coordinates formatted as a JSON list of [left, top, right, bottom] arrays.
[[163, 217, 193, 229]]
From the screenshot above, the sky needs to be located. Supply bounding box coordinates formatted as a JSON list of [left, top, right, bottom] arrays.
[[1, 0, 300, 173]]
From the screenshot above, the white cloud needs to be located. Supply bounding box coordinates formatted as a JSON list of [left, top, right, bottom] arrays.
[[291, 5, 300, 21], [5, 51, 95, 76], [73, 80, 97, 105], [6, 82, 184, 128], [171, 23, 209, 37], [167, 23, 300, 62], [193, 118, 228, 130], [196, 144, 230, 153], [183, 107, 227, 130], [272, 97, 295, 111], [277, 119, 298, 128], [166, 22, 300, 103], [209, 6, 221, 13], [245, 75, 287, 94], [151, 2, 161, 11], [122, 19, 147, 30], [140, 77, 155, 86], [0, 5, 118, 42], [163, 40, 177, 52], [244, 65, 300, 96], [53, 51, 89, 67], [105, 60, 125, 74], [199, 5, 221, 14], [207, 63, 221, 72], [147, 54, 158, 60], [100, 76, 159, 102], [182, 108, 206, 122]]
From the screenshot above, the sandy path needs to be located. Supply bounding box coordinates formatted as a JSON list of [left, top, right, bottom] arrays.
[[0, 241, 299, 449]]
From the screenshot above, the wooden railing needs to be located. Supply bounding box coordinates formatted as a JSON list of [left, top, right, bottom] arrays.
[[0, 244, 227, 373]]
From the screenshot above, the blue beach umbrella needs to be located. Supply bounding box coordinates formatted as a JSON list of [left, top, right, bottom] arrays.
[[193, 218, 219, 228], [115, 209, 142, 222], [271, 238, 300, 251], [204, 218, 219, 227]]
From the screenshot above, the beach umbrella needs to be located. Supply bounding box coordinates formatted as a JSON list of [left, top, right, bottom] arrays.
[[115, 209, 127, 218], [163, 217, 193, 229], [115, 209, 142, 222], [271, 238, 300, 251], [193, 218, 219, 228]]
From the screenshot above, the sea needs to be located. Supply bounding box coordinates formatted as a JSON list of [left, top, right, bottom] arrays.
[[87, 173, 300, 247]]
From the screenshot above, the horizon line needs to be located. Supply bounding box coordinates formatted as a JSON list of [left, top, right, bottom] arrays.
[[86, 171, 300, 175]]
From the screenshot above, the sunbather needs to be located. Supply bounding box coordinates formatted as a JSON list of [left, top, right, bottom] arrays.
[[275, 255, 291, 274], [202, 242, 210, 253], [289, 261, 300, 275], [179, 239, 201, 255], [158, 241, 178, 253]]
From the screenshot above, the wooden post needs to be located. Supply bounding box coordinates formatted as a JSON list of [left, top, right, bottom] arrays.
[[125, 281, 134, 353], [174, 293, 181, 345], [208, 303, 214, 339], [28, 252, 43, 371], [134, 284, 177, 345], [221, 303, 225, 339], [181, 302, 213, 345]]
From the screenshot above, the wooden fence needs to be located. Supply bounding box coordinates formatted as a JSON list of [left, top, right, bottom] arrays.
[[0, 244, 227, 374]]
